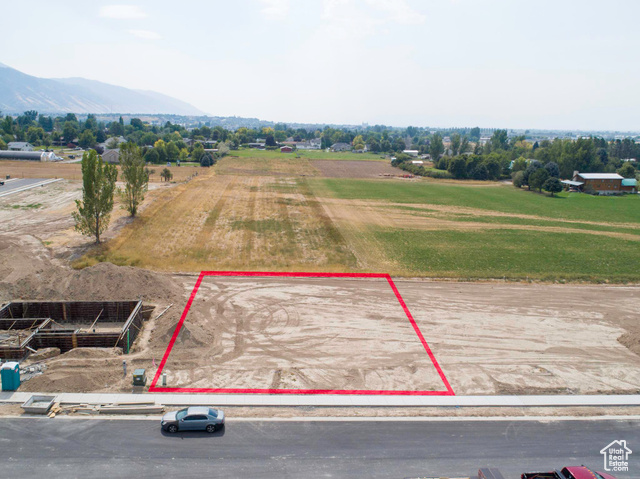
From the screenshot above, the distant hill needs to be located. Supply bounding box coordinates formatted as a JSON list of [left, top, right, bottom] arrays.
[[0, 62, 204, 115]]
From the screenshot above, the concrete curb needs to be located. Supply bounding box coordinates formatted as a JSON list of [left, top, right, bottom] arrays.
[[2, 391, 640, 408], [3, 415, 640, 422]]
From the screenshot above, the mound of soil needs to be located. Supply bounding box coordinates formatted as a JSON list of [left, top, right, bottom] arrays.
[[0, 234, 184, 304], [60, 347, 122, 359]]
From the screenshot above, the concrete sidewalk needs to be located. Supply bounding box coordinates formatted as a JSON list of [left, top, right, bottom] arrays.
[[2, 391, 640, 408]]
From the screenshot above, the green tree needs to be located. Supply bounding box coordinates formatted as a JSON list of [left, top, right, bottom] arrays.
[[529, 168, 549, 192], [72, 150, 118, 244], [0, 139, 6, 150], [191, 142, 205, 162], [447, 156, 467, 179], [78, 129, 96, 149], [118, 143, 149, 217], [200, 153, 215, 167], [144, 148, 160, 164], [512, 170, 525, 188], [429, 133, 444, 162], [490, 129, 509, 151], [618, 162, 636, 178], [352, 135, 365, 151], [450, 134, 461, 156], [543, 177, 563, 196], [63, 121, 78, 144], [160, 168, 173, 182], [154, 139, 167, 163], [166, 141, 180, 162], [512, 156, 528, 173], [459, 136, 470, 155]]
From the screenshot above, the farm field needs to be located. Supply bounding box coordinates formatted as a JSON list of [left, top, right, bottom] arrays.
[[310, 178, 640, 281], [0, 160, 201, 183], [80, 172, 356, 272], [232, 147, 387, 161], [62, 152, 640, 282], [311, 160, 400, 178]]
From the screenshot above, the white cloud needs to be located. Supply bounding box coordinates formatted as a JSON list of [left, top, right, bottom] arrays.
[[320, 0, 381, 41], [364, 0, 425, 25], [100, 5, 147, 20], [129, 30, 161, 40], [258, 0, 290, 20]]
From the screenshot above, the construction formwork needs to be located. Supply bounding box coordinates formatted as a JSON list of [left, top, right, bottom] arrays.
[[0, 301, 144, 361]]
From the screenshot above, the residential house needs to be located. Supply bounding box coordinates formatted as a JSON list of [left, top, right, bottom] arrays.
[[101, 149, 120, 164], [562, 172, 624, 195], [7, 142, 34, 151], [295, 139, 322, 150], [330, 142, 351, 152], [621, 178, 638, 193]]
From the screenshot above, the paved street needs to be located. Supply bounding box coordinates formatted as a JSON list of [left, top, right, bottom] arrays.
[[0, 178, 57, 197], [0, 418, 637, 478]]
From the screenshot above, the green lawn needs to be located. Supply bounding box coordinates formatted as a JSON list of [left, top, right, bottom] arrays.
[[231, 148, 387, 161], [310, 178, 640, 282], [373, 229, 640, 282], [314, 178, 640, 225]]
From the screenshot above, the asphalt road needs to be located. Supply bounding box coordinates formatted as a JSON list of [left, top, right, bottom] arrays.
[[0, 418, 637, 478], [0, 177, 49, 196]]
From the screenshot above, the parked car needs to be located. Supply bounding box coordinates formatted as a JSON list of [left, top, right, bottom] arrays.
[[522, 466, 616, 479], [161, 406, 225, 433]]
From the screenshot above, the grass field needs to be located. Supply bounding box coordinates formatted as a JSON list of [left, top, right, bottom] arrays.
[[76, 172, 357, 272], [310, 178, 640, 282], [71, 152, 640, 282], [231, 148, 387, 161], [314, 178, 640, 224], [215, 155, 317, 176]]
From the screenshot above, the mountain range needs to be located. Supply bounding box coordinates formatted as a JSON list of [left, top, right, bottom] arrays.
[[0, 62, 204, 115]]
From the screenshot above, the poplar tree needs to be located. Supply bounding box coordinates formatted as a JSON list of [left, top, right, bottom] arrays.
[[73, 150, 118, 244], [119, 142, 149, 217]]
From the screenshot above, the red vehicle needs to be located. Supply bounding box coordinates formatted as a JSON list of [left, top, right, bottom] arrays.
[[521, 466, 617, 479]]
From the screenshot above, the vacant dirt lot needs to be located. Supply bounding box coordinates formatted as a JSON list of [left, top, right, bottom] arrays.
[[312, 160, 400, 178], [156, 276, 640, 395], [0, 160, 202, 183], [161, 275, 448, 392]]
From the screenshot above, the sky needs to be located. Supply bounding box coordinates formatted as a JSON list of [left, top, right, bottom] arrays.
[[4, 0, 640, 131]]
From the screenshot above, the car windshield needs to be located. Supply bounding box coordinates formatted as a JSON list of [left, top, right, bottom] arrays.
[[176, 409, 188, 420], [208, 409, 218, 418]]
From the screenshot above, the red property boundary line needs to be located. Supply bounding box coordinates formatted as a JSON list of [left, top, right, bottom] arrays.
[[149, 271, 455, 396]]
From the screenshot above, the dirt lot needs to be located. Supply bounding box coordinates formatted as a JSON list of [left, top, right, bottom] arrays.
[[0, 177, 180, 262], [158, 275, 640, 395], [1, 231, 640, 396], [162, 275, 447, 392], [312, 160, 400, 178], [0, 160, 202, 183]]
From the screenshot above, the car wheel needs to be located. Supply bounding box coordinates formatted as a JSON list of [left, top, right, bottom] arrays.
[[206, 424, 216, 433], [167, 424, 178, 433]]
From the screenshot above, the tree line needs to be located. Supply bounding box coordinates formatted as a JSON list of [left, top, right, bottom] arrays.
[[392, 129, 637, 183]]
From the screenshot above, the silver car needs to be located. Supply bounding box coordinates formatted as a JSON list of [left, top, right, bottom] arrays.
[[161, 406, 225, 433]]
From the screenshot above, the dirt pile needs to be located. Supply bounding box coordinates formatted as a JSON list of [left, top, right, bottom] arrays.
[[0, 233, 184, 304], [619, 332, 640, 357]]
